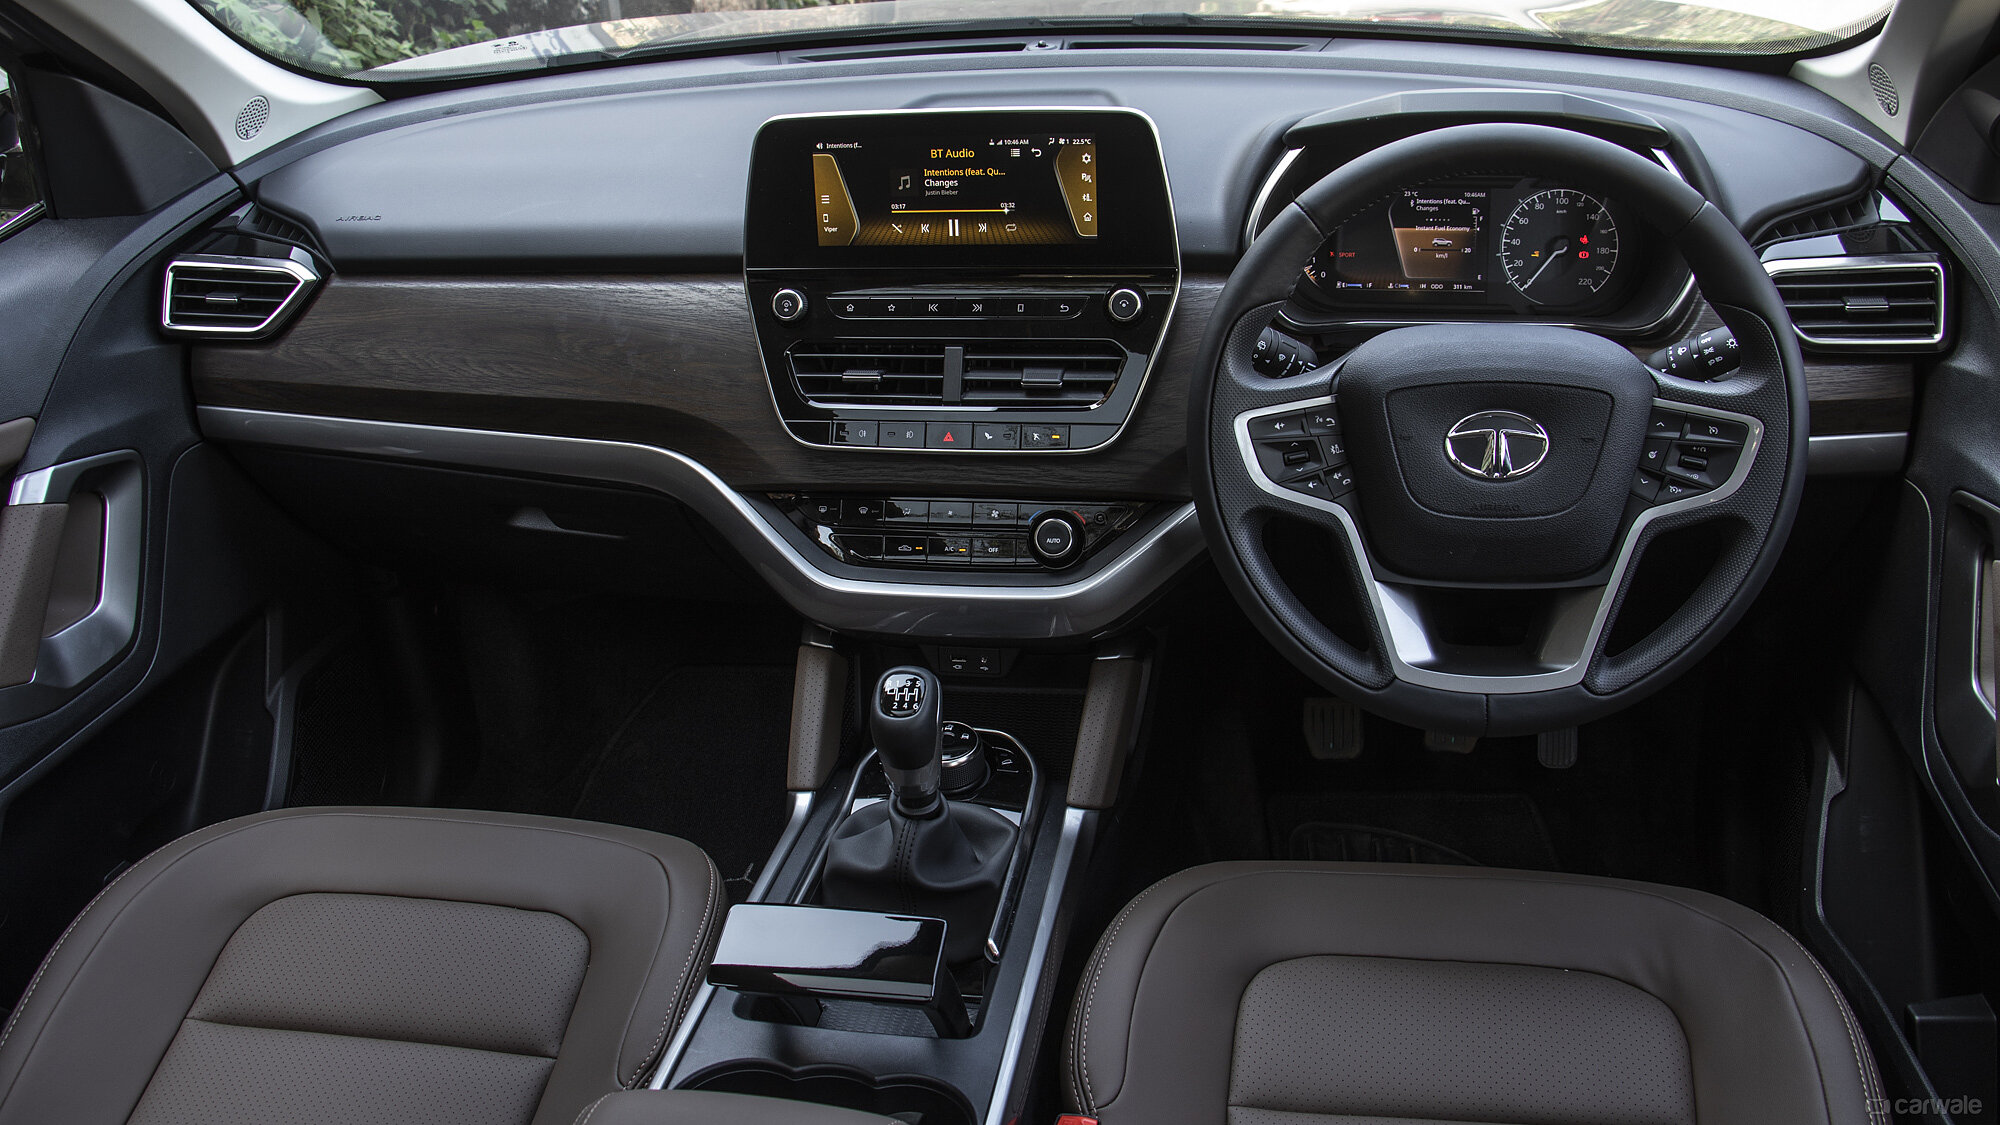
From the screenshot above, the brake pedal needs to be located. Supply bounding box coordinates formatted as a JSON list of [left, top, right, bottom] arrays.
[[1302, 697, 1364, 760], [1537, 727, 1579, 769]]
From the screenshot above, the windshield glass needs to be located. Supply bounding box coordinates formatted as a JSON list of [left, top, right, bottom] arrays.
[[190, 0, 1895, 82]]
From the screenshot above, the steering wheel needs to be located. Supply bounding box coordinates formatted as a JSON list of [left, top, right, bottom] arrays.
[[1191, 124, 1807, 735]]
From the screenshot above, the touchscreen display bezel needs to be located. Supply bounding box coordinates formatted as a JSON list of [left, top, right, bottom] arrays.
[[745, 108, 1178, 271]]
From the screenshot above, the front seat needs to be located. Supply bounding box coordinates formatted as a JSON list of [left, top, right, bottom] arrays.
[[1066, 863, 1882, 1125], [0, 806, 721, 1125]]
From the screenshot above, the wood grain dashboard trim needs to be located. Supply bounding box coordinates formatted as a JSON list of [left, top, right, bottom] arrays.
[[190, 274, 1914, 498]]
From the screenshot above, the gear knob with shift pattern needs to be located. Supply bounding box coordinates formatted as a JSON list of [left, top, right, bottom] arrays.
[[873, 667, 943, 813]]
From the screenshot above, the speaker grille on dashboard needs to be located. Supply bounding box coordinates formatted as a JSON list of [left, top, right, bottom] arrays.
[[235, 96, 271, 141], [1868, 64, 1899, 117]]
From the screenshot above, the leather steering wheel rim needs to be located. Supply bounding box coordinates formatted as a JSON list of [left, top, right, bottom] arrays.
[[1189, 123, 1808, 736]]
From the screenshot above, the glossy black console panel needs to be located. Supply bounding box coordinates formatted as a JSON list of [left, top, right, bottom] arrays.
[[775, 494, 1150, 570], [711, 906, 951, 1003], [710, 905, 972, 1039]]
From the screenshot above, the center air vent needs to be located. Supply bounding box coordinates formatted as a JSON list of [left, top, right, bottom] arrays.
[[789, 340, 1126, 407], [962, 342, 1124, 406], [790, 341, 949, 405], [162, 253, 320, 339], [1766, 254, 1945, 350]]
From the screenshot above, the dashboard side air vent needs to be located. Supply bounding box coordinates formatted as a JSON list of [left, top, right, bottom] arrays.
[[161, 253, 320, 339], [961, 341, 1126, 407], [790, 341, 950, 405], [162, 253, 318, 336], [1767, 254, 1945, 350]]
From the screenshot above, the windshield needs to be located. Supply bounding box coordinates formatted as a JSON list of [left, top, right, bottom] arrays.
[[191, 0, 1895, 82]]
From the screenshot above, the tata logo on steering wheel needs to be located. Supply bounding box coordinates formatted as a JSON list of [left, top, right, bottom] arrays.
[[1445, 411, 1550, 481]]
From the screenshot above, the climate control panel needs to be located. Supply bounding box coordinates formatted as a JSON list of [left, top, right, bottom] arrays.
[[775, 494, 1147, 569]]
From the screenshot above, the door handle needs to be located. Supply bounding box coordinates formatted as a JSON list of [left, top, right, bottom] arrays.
[[0, 452, 143, 690]]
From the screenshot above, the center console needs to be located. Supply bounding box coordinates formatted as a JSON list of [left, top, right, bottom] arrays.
[[745, 106, 1179, 473]]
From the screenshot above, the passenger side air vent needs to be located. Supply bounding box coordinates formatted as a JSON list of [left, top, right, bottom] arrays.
[[962, 342, 1125, 407], [790, 341, 949, 405], [1767, 254, 1945, 350], [162, 253, 320, 339]]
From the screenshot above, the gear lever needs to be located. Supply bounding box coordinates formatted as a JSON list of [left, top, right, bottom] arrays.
[[821, 667, 1019, 963], [873, 667, 943, 814]]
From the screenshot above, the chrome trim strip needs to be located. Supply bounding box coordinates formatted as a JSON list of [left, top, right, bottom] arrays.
[[161, 253, 321, 339], [7, 452, 144, 691], [982, 805, 1085, 1125], [0, 201, 45, 244], [1762, 252, 1946, 349], [1807, 431, 1907, 475], [1234, 394, 1763, 693], [1244, 145, 1304, 247], [196, 407, 1206, 639], [646, 789, 816, 1090], [752, 107, 1181, 457]]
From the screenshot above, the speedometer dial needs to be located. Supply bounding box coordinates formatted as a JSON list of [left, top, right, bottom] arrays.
[[1499, 189, 1620, 306]]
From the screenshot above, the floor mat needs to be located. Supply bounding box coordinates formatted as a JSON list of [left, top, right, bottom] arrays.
[[1289, 824, 1481, 865], [1270, 792, 1559, 870], [571, 664, 793, 901]]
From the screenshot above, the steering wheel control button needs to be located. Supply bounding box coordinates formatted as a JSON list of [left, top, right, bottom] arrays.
[[1683, 417, 1747, 445], [1283, 474, 1332, 499], [1249, 413, 1309, 441], [1030, 516, 1080, 564], [1022, 425, 1070, 450], [771, 288, 807, 322], [1639, 438, 1672, 472], [833, 421, 879, 446], [1647, 408, 1686, 438], [973, 423, 1019, 450], [1304, 407, 1343, 436], [1632, 470, 1663, 503], [1319, 435, 1349, 466], [1106, 287, 1145, 322], [1657, 479, 1707, 504], [1324, 465, 1358, 497]]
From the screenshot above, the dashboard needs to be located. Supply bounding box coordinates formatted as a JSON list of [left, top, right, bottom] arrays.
[[184, 37, 1935, 638]]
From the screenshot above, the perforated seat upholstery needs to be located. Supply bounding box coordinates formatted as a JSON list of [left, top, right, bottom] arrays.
[[1066, 862, 1884, 1125], [0, 807, 722, 1125]]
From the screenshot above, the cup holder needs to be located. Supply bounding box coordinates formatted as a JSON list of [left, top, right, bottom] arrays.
[[684, 1062, 976, 1125]]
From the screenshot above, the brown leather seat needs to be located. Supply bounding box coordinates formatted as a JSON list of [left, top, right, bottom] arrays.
[[0, 807, 722, 1125], [1065, 862, 1884, 1125]]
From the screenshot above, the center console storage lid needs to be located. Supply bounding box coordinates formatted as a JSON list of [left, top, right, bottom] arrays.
[[582, 1091, 897, 1125]]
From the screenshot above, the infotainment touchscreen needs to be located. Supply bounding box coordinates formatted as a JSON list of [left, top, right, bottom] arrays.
[[745, 109, 1175, 270], [812, 132, 1098, 248]]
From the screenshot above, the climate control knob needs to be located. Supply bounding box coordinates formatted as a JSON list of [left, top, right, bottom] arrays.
[[1029, 513, 1082, 566]]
